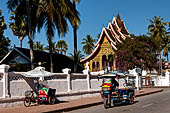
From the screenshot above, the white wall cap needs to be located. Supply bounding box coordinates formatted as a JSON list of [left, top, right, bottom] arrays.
[[62, 68, 71, 74]]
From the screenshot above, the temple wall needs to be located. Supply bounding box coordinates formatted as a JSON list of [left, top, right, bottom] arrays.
[[89, 36, 116, 72]]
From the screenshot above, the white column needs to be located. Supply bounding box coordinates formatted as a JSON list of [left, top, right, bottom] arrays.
[[135, 73, 139, 91], [87, 73, 91, 90], [62, 68, 71, 92], [0, 64, 10, 98], [165, 71, 169, 86], [83, 70, 91, 90]]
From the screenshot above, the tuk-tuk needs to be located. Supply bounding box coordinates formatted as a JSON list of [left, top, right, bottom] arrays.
[[99, 71, 135, 109]]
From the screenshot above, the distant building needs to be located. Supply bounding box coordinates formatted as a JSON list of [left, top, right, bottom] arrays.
[[0, 47, 83, 72], [81, 14, 130, 72]]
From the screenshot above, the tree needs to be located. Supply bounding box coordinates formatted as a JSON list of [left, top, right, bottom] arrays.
[[44, 42, 57, 53], [162, 33, 170, 61], [0, 9, 11, 60], [148, 16, 169, 74], [116, 35, 158, 72], [72, 0, 81, 73], [81, 35, 96, 55], [33, 41, 44, 51], [69, 50, 84, 65], [36, 0, 80, 72], [56, 40, 68, 55], [9, 11, 27, 48], [7, 0, 37, 69]]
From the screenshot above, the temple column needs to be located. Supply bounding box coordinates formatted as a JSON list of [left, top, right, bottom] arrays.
[[100, 54, 103, 70]]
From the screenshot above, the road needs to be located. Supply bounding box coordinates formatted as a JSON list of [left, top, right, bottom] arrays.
[[69, 88, 170, 113]]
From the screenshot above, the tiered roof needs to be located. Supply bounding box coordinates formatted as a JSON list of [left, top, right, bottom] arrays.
[[81, 14, 130, 63]]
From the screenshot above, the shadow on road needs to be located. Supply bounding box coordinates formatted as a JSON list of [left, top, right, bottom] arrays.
[[108, 100, 139, 109]]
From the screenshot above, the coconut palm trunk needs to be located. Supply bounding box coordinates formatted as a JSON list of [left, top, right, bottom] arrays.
[[49, 35, 53, 73], [73, 2, 78, 73], [26, 0, 34, 69], [19, 36, 24, 48], [19, 38, 22, 48]]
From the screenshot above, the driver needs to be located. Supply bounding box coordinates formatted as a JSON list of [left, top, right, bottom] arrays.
[[112, 77, 119, 88]]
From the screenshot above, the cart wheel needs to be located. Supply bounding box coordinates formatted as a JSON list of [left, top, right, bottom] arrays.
[[104, 98, 110, 109], [24, 97, 31, 107], [49, 96, 55, 104], [129, 95, 135, 104], [35, 98, 40, 105]]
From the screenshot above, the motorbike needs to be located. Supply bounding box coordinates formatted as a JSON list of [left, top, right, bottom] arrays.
[[100, 72, 135, 109], [24, 90, 39, 107]]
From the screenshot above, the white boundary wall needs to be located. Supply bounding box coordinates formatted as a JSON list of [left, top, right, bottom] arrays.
[[0, 65, 102, 99]]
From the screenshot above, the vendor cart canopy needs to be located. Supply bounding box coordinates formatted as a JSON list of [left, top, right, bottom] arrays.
[[21, 67, 54, 78]]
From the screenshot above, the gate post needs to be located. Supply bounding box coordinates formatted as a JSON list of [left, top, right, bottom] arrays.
[[63, 68, 72, 92], [83, 70, 91, 90], [0, 64, 10, 98]]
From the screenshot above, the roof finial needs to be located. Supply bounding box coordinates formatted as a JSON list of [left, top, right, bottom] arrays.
[[113, 13, 115, 18], [117, 13, 121, 20]]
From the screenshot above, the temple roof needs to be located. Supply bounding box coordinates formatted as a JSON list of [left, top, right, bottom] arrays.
[[81, 14, 130, 63]]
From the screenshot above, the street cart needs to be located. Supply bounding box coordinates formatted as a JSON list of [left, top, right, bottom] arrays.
[[21, 67, 56, 107]]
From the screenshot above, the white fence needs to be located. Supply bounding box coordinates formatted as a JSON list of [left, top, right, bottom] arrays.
[[0, 65, 102, 99], [141, 71, 170, 87]]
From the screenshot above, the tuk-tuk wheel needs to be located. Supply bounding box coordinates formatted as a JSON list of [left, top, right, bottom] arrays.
[[104, 98, 110, 109], [48, 96, 55, 104], [24, 97, 31, 107], [35, 98, 40, 105], [129, 96, 135, 104]]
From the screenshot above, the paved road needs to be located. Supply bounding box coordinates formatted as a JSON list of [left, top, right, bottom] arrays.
[[69, 88, 170, 113]]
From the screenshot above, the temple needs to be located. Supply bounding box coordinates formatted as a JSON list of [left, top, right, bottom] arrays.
[[81, 14, 130, 72]]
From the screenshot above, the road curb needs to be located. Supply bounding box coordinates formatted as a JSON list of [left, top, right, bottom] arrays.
[[135, 89, 163, 97], [43, 89, 164, 113], [43, 101, 103, 113]]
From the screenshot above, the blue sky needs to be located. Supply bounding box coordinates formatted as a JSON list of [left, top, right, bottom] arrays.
[[1, 0, 170, 56]]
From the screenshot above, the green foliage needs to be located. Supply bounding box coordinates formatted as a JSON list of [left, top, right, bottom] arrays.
[[0, 9, 11, 60], [116, 35, 159, 71], [69, 50, 84, 64], [9, 11, 27, 48], [56, 40, 68, 55], [33, 41, 44, 51], [148, 16, 170, 61], [81, 35, 96, 55], [0, 10, 6, 35]]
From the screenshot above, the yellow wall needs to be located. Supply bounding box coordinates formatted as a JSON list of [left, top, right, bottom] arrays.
[[88, 36, 116, 72]]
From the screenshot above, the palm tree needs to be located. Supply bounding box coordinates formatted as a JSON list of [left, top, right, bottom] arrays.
[[0, 9, 11, 60], [148, 16, 168, 74], [9, 11, 27, 48], [33, 41, 44, 51], [81, 35, 96, 55], [72, 0, 80, 73], [0, 9, 6, 36], [7, 0, 37, 69], [44, 42, 57, 53], [56, 40, 68, 55], [69, 50, 84, 64], [36, 0, 80, 72], [148, 16, 167, 50]]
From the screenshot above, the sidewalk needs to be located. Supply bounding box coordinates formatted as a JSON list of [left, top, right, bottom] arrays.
[[0, 88, 163, 113]]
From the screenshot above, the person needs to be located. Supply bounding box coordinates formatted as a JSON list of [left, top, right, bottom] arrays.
[[112, 77, 119, 88]]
